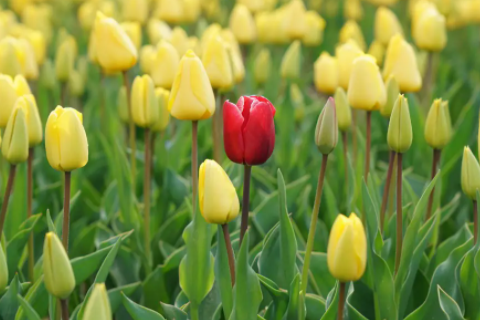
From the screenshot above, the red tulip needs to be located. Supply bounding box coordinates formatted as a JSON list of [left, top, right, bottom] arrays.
[[223, 95, 276, 165]]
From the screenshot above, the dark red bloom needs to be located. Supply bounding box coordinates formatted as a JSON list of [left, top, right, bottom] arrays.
[[223, 96, 276, 166]]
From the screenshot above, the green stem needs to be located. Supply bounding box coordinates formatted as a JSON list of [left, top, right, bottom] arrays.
[[395, 153, 403, 275], [192, 121, 198, 215], [380, 151, 395, 233], [27, 148, 34, 281], [426, 149, 441, 221], [365, 111, 372, 181], [60, 299, 69, 320], [0, 165, 16, 239], [144, 129, 151, 264], [190, 302, 200, 320], [62, 172, 71, 251], [239, 165, 252, 245], [123, 71, 136, 191]]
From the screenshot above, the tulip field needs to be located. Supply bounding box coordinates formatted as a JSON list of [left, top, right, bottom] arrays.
[[2, 0, 480, 319]]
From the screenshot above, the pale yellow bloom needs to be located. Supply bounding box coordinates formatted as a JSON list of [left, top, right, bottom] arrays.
[[229, 4, 256, 44], [336, 40, 363, 90], [314, 52, 338, 94], [339, 20, 366, 51], [202, 36, 233, 89], [131, 75, 159, 128]]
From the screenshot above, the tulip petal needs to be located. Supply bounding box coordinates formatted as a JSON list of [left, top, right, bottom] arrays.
[[58, 109, 88, 171], [331, 223, 359, 282], [223, 100, 245, 164]]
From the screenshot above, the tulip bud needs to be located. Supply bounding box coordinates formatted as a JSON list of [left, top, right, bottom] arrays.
[[424, 99, 452, 150], [151, 41, 179, 89], [387, 95, 412, 153], [290, 83, 305, 121], [55, 35, 77, 82], [348, 55, 386, 111], [14, 74, 32, 96], [314, 52, 338, 94], [229, 4, 256, 44], [153, 88, 170, 132], [202, 36, 233, 89], [200, 23, 222, 50], [21, 4, 53, 44], [93, 12, 138, 73], [69, 70, 85, 98], [0, 75, 19, 128], [19, 38, 38, 80], [239, 0, 266, 12], [41, 59, 56, 90], [139, 45, 156, 74], [334, 88, 352, 132], [284, 0, 307, 39], [336, 40, 363, 90], [303, 11, 326, 47], [315, 97, 338, 154], [17, 95, 43, 147], [374, 7, 403, 46], [344, 0, 364, 21], [413, 7, 447, 52], [147, 19, 172, 45], [120, 22, 142, 51], [281, 40, 302, 81], [131, 75, 159, 128], [170, 27, 190, 57], [254, 48, 271, 85], [155, 0, 184, 24], [122, 0, 148, 24], [339, 20, 366, 51], [199, 159, 240, 224], [78, 1, 97, 31], [383, 34, 422, 93], [0, 36, 25, 77], [21, 30, 46, 66], [327, 213, 367, 282], [0, 245, 6, 292], [2, 103, 28, 164], [83, 283, 112, 320], [461, 147, 480, 200], [45, 106, 88, 172], [118, 86, 129, 123], [380, 76, 400, 118], [227, 44, 245, 85], [43, 232, 76, 299], [183, 0, 201, 23], [367, 40, 385, 66], [168, 50, 215, 121]]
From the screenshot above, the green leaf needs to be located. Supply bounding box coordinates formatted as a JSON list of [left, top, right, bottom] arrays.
[[71, 245, 111, 283], [319, 283, 339, 320], [215, 227, 233, 319], [258, 274, 288, 319], [122, 292, 166, 320], [0, 274, 22, 320], [283, 274, 301, 320], [160, 302, 188, 320], [16, 295, 41, 320], [14, 278, 48, 320], [437, 286, 465, 320], [108, 282, 141, 313], [305, 294, 326, 320]]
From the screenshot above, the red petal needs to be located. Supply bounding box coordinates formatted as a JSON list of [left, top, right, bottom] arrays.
[[249, 95, 276, 117], [243, 100, 275, 165], [223, 100, 245, 164]]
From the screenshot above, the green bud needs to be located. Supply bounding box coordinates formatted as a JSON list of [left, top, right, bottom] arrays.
[[280, 40, 302, 81], [334, 87, 351, 131], [461, 147, 480, 200], [380, 76, 400, 118], [290, 83, 305, 122], [83, 283, 112, 320], [43, 232, 75, 299], [315, 97, 338, 154], [0, 245, 7, 293], [424, 99, 452, 150], [2, 104, 29, 164], [387, 94, 412, 153]]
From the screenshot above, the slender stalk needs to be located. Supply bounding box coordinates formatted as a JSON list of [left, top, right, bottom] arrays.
[[239, 165, 252, 245], [342, 131, 348, 194], [365, 111, 372, 181], [100, 70, 105, 120], [222, 224, 236, 286], [192, 121, 199, 215], [395, 153, 403, 275], [352, 110, 358, 165], [426, 149, 441, 221], [337, 282, 346, 320], [122, 71, 136, 189], [0, 165, 16, 239], [62, 172, 72, 251], [27, 148, 34, 281], [423, 51, 435, 104], [213, 90, 222, 163], [144, 129, 151, 261], [300, 154, 329, 299], [60, 299, 69, 320], [380, 151, 395, 232], [474, 201, 478, 245]]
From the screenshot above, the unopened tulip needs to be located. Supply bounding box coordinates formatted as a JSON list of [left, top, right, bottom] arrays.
[[462, 147, 480, 200], [153, 88, 170, 132], [230, 4, 256, 44], [93, 12, 138, 73], [170, 27, 190, 57], [202, 36, 233, 89], [83, 284, 112, 320], [335, 88, 352, 131], [303, 11, 326, 47], [199, 159, 240, 224], [120, 22, 142, 50], [290, 83, 306, 121], [147, 19, 172, 44], [200, 23, 222, 49], [2, 104, 28, 164], [122, 0, 148, 24], [413, 7, 447, 52], [168, 50, 215, 120], [227, 45, 245, 85], [69, 70, 85, 98], [184, 0, 201, 23], [239, 0, 266, 12], [375, 7, 403, 46], [281, 40, 302, 80], [118, 86, 129, 123], [55, 35, 77, 82], [336, 41, 363, 90], [380, 76, 400, 118], [78, 1, 97, 30], [14, 74, 31, 96], [45, 106, 88, 172], [131, 75, 159, 128], [314, 52, 338, 94], [151, 41, 179, 89], [254, 48, 271, 85], [21, 4, 53, 44], [0, 75, 19, 128], [139, 45, 156, 74], [425, 99, 452, 150], [383, 34, 422, 93], [0, 37, 25, 77], [339, 20, 366, 51], [367, 40, 385, 66], [19, 38, 38, 80], [315, 98, 338, 154], [21, 30, 46, 65], [284, 0, 307, 39], [18, 95, 42, 147], [348, 55, 386, 111], [155, 0, 184, 23], [387, 95, 412, 153], [327, 213, 367, 282], [0, 246, 7, 293], [223, 96, 275, 165], [344, 0, 364, 20]]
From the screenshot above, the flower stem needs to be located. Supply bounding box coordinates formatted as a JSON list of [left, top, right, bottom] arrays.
[[380, 151, 395, 233], [213, 90, 222, 163], [352, 110, 358, 166], [342, 131, 348, 196], [144, 129, 151, 263], [100, 70, 106, 120], [337, 282, 346, 320], [60, 299, 69, 320], [422, 51, 435, 105], [190, 302, 199, 320], [426, 149, 441, 221], [239, 165, 252, 245], [27, 148, 34, 281], [0, 165, 16, 239], [222, 224, 236, 286], [192, 121, 198, 215], [300, 154, 329, 300], [474, 200, 478, 245], [395, 152, 403, 275], [365, 111, 372, 181], [62, 172, 72, 251], [122, 71, 136, 191]]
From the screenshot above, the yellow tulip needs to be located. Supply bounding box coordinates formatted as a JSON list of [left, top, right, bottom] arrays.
[[327, 213, 367, 282], [118, 86, 129, 123], [184, 0, 201, 23], [22, 4, 53, 44], [21, 30, 46, 65], [18, 95, 42, 147], [335, 88, 352, 131], [202, 36, 233, 89], [19, 38, 38, 80], [348, 55, 386, 111], [2, 103, 28, 164], [425, 99, 452, 150], [315, 97, 339, 154], [461, 147, 480, 200], [413, 7, 447, 52], [229, 4, 256, 44], [314, 52, 338, 94], [43, 232, 76, 299], [55, 35, 77, 82], [364, 0, 399, 5], [45, 106, 88, 172], [11, 0, 34, 15], [227, 44, 245, 85], [336, 40, 363, 90], [303, 11, 326, 47], [375, 6, 403, 46], [14, 74, 31, 96], [170, 27, 190, 57], [339, 20, 366, 51], [147, 19, 172, 44], [155, 0, 184, 23], [0, 246, 7, 293], [201, 23, 222, 51], [83, 284, 112, 320], [131, 75, 159, 128], [280, 40, 302, 80], [254, 48, 271, 85], [238, 0, 266, 13], [199, 159, 240, 224], [387, 94, 412, 153], [69, 69, 85, 98], [122, 0, 148, 24], [151, 41, 179, 89], [367, 40, 385, 66], [0, 75, 18, 128], [139, 45, 156, 74], [188, 36, 202, 57], [120, 22, 142, 50], [78, 1, 97, 30], [153, 88, 170, 132], [380, 76, 400, 118], [383, 34, 422, 93], [0, 36, 25, 77], [344, 0, 364, 21], [168, 50, 215, 121], [255, 12, 271, 44], [284, 0, 307, 40], [93, 12, 138, 73]]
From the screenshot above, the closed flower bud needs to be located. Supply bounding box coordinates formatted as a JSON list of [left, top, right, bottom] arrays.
[[83, 284, 112, 320], [387, 95, 412, 153], [202, 36, 233, 89], [147, 19, 172, 45], [155, 0, 184, 24], [55, 35, 77, 82], [290, 83, 306, 121], [327, 213, 367, 282], [0, 246, 7, 293], [334, 88, 352, 131], [226, 44, 245, 85], [118, 86, 129, 123], [21, 4, 53, 44], [184, 0, 201, 23], [0, 75, 19, 128], [284, 0, 307, 39], [413, 7, 447, 52], [69, 70, 85, 98], [45, 106, 88, 172], [367, 40, 385, 66], [383, 34, 422, 93], [41, 59, 56, 90], [254, 48, 271, 85], [281, 40, 302, 80], [315, 97, 338, 154], [0, 36, 25, 77], [131, 75, 159, 128], [339, 20, 366, 51], [229, 4, 256, 44], [336, 40, 363, 90], [223, 96, 275, 165], [314, 52, 338, 94], [375, 7, 403, 46], [424, 99, 452, 149], [153, 88, 170, 132], [19, 38, 38, 80], [78, 1, 97, 31], [2, 103, 28, 164], [344, 0, 364, 21], [188, 36, 202, 56], [93, 12, 138, 73], [461, 147, 480, 200], [168, 50, 215, 121], [21, 30, 46, 66], [200, 23, 222, 50], [122, 0, 148, 24], [238, 0, 266, 13], [139, 45, 156, 74], [348, 55, 386, 111], [14, 74, 31, 96], [18, 95, 42, 147], [120, 22, 142, 50], [43, 232, 75, 299], [380, 76, 400, 118], [170, 27, 190, 57], [151, 41, 179, 89], [303, 11, 326, 47], [199, 159, 240, 224]]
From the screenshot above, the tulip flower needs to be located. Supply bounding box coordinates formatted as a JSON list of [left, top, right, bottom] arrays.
[[367, 40, 385, 66], [334, 88, 352, 133], [461, 147, 480, 243], [379, 77, 399, 119], [83, 284, 112, 320], [147, 19, 172, 45], [375, 6, 403, 46], [170, 27, 190, 57], [15, 95, 42, 147], [339, 20, 366, 51], [290, 84, 305, 121], [239, 0, 266, 12], [21, 4, 53, 44], [21, 30, 46, 66], [131, 75, 159, 129], [139, 45, 156, 74], [122, 0, 148, 24], [155, 0, 184, 24], [2, 103, 29, 165], [303, 11, 326, 47], [201, 23, 222, 49], [336, 40, 363, 90], [0, 246, 7, 293], [151, 41, 179, 89], [120, 22, 142, 50], [183, 0, 201, 23], [14, 74, 31, 96], [0, 75, 19, 128], [284, 0, 307, 39], [414, 7, 447, 52], [314, 52, 338, 94], [315, 98, 339, 155], [229, 4, 256, 44], [55, 34, 77, 83], [153, 88, 170, 132], [364, 0, 399, 5], [344, 0, 364, 21], [387, 95, 412, 154], [19, 38, 38, 80], [69, 70, 85, 98], [0, 36, 25, 77], [281, 40, 302, 81], [254, 48, 271, 85], [202, 36, 233, 90], [226, 42, 245, 85]]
